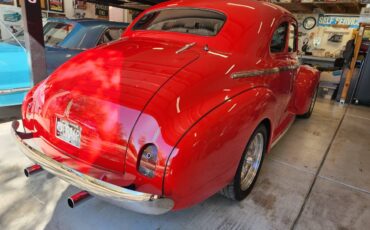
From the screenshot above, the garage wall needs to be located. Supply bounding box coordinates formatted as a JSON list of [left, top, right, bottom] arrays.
[[0, 0, 132, 21], [0, 0, 133, 40], [64, 0, 74, 18]]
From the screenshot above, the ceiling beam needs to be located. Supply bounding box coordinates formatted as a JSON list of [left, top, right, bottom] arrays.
[[85, 0, 168, 11], [129, 0, 167, 5], [86, 0, 150, 11]]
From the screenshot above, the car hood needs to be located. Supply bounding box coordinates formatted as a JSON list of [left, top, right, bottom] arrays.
[[0, 42, 30, 90], [0, 42, 23, 51], [29, 37, 199, 174]]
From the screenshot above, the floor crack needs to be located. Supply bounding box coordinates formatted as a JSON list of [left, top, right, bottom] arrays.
[[319, 175, 370, 196], [290, 105, 349, 230]]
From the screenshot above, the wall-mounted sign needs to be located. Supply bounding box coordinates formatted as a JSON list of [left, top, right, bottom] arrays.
[[74, 0, 86, 10], [0, 6, 23, 40], [95, 4, 108, 17], [318, 15, 359, 29], [48, 0, 64, 12], [0, 0, 14, 6]]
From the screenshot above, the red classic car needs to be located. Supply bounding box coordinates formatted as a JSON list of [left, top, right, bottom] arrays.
[[12, 0, 319, 215]]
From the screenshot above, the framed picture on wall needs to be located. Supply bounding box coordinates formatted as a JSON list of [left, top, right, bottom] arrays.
[[40, 0, 47, 10], [74, 0, 87, 10], [48, 0, 64, 12], [95, 4, 108, 17], [0, 0, 15, 6], [17, 0, 47, 10]]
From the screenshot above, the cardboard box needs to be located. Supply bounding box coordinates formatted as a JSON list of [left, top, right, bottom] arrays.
[[318, 82, 338, 100], [320, 71, 342, 84]]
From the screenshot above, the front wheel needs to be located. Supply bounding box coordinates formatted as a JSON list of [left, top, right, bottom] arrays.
[[221, 124, 267, 201]]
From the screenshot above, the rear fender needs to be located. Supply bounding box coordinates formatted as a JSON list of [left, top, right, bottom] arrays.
[[163, 87, 276, 210], [292, 65, 320, 115]]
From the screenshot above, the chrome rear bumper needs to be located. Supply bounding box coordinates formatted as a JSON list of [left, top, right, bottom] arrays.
[[11, 120, 174, 215], [0, 87, 30, 95]]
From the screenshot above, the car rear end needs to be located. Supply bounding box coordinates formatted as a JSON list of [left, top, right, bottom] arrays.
[[12, 29, 203, 213]]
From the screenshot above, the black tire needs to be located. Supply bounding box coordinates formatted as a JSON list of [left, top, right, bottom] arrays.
[[220, 124, 267, 201], [299, 86, 318, 119]]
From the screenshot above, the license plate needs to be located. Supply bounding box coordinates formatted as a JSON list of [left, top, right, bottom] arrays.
[[55, 117, 81, 148]]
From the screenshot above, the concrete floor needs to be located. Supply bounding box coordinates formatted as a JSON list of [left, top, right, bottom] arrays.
[[0, 99, 369, 230]]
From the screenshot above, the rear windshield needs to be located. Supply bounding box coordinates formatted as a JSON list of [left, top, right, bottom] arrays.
[[43, 22, 74, 47], [133, 8, 226, 36], [1, 21, 73, 48]]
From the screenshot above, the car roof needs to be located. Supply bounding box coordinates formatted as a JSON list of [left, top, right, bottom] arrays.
[[125, 0, 296, 53], [152, 0, 293, 20], [47, 18, 129, 28], [45, 18, 129, 49]]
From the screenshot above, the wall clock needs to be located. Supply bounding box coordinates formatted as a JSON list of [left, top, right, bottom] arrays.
[[303, 17, 316, 30]]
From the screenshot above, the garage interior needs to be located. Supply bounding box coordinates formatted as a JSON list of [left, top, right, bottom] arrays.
[[1, 0, 370, 229]]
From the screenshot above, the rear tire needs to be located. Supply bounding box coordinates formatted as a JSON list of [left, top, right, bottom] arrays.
[[299, 86, 318, 119], [221, 124, 267, 200]]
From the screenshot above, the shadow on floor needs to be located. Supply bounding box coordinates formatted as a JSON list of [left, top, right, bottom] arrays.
[[42, 157, 312, 230], [0, 105, 21, 123], [43, 186, 235, 230], [0, 169, 60, 230]]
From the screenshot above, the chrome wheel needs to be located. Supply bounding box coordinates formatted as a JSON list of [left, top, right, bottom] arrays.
[[240, 133, 264, 191]]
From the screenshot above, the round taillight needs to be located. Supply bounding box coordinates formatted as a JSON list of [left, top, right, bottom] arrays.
[[138, 144, 158, 178]]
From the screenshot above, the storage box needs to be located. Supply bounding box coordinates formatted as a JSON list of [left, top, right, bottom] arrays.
[[320, 71, 342, 84], [318, 82, 338, 100], [312, 49, 326, 57]]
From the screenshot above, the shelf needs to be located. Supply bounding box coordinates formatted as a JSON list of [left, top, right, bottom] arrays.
[[273, 1, 365, 14], [300, 55, 336, 62]]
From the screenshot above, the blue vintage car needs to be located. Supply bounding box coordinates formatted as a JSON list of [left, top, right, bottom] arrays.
[[0, 18, 128, 107]]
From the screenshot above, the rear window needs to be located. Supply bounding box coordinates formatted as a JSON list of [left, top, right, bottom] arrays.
[[4, 21, 74, 47], [98, 28, 124, 45], [43, 22, 74, 47], [133, 8, 226, 36]]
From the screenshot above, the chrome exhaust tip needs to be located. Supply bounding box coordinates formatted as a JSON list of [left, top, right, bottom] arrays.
[[68, 191, 91, 208], [24, 164, 43, 177]]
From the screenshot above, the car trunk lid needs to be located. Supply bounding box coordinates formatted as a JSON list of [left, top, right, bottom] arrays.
[[32, 37, 199, 175]]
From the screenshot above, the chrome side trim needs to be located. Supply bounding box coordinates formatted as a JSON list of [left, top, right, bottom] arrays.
[[231, 68, 279, 79], [231, 64, 299, 79], [176, 42, 196, 54], [0, 87, 31, 95], [271, 117, 295, 149], [11, 120, 174, 215]]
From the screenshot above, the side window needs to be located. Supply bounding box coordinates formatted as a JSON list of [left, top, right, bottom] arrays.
[[98, 28, 124, 45], [288, 24, 297, 52], [270, 22, 288, 53]]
